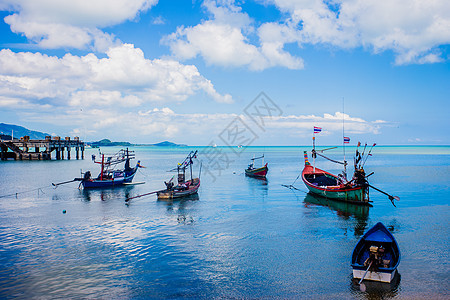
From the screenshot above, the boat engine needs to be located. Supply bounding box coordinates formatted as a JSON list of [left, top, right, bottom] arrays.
[[364, 246, 390, 269], [353, 168, 367, 186], [83, 171, 91, 180]]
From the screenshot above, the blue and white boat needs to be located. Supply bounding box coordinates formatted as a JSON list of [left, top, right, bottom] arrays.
[[81, 148, 142, 189], [351, 222, 400, 283]]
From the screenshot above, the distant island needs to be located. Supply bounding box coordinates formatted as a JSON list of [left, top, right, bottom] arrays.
[[87, 139, 132, 147], [79, 139, 188, 147], [87, 139, 186, 147], [151, 141, 187, 147]]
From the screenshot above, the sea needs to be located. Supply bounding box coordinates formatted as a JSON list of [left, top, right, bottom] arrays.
[[0, 145, 449, 299]]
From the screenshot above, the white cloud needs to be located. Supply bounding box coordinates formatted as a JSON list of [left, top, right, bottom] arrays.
[[2, 0, 157, 51], [162, 0, 304, 70], [164, 0, 450, 68], [269, 0, 450, 65], [152, 16, 165, 25], [0, 44, 232, 112], [267, 112, 382, 135]]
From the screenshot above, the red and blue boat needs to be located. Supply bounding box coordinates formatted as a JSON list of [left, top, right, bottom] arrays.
[[302, 150, 370, 205], [80, 148, 142, 189], [301, 131, 399, 206], [245, 155, 268, 179]]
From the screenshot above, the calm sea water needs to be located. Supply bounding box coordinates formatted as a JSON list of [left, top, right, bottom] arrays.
[[0, 146, 449, 299]]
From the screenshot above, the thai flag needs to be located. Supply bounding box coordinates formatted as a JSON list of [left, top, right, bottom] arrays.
[[314, 126, 322, 133], [344, 136, 350, 144]]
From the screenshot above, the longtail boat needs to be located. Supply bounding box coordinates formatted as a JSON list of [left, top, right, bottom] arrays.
[[245, 155, 268, 178], [351, 222, 401, 283], [300, 128, 399, 206], [157, 151, 200, 200], [302, 150, 369, 205], [80, 148, 142, 189]]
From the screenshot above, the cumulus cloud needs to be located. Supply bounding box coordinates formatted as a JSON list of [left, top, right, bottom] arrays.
[[0, 44, 232, 113], [162, 0, 304, 70], [267, 112, 382, 135], [163, 0, 450, 67], [60, 108, 383, 144], [268, 0, 450, 65], [2, 0, 157, 51]]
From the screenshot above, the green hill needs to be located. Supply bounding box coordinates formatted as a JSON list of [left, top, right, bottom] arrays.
[[0, 123, 49, 140]]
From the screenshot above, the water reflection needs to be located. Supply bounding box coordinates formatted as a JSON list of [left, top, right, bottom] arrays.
[[245, 176, 268, 199], [157, 194, 199, 224], [303, 193, 370, 219], [79, 186, 135, 202], [350, 272, 401, 298], [303, 193, 370, 236]]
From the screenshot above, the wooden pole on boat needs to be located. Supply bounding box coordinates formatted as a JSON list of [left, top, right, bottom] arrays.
[[52, 179, 79, 187], [125, 189, 163, 202], [312, 135, 316, 174], [190, 153, 193, 182], [100, 154, 104, 181], [359, 260, 373, 284], [360, 143, 367, 168], [368, 184, 400, 206], [362, 143, 376, 168], [342, 98, 347, 180]]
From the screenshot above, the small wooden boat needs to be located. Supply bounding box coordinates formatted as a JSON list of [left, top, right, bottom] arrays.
[[157, 151, 200, 200], [157, 177, 200, 200], [351, 222, 401, 283], [245, 155, 268, 178], [81, 148, 142, 189], [302, 151, 369, 205]]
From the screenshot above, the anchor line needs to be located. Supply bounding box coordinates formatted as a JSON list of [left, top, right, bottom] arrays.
[[0, 185, 53, 199]]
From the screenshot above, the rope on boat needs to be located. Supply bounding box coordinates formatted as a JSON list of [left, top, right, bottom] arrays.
[[280, 169, 309, 193], [315, 152, 346, 165]]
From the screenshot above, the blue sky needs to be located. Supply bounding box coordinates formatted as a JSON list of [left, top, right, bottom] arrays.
[[0, 0, 449, 146]]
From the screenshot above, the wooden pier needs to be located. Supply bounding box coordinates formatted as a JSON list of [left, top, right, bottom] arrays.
[[0, 136, 84, 161]]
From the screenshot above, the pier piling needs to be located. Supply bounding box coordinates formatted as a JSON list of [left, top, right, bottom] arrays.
[[0, 136, 84, 161]]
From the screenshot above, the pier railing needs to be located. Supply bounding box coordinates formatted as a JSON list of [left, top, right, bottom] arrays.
[[0, 136, 85, 161]]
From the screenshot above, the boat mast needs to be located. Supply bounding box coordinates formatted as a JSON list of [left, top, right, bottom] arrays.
[[313, 133, 316, 174], [342, 98, 347, 180], [100, 154, 104, 181], [190, 152, 193, 182]]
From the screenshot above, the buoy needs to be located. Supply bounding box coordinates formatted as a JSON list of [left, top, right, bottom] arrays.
[[62, 210, 66, 214]]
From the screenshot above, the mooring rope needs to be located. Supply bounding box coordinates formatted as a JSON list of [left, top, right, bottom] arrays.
[[0, 185, 53, 199]]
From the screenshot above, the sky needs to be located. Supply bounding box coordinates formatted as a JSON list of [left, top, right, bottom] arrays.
[[0, 0, 449, 146]]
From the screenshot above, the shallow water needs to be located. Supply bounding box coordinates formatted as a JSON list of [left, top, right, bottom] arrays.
[[0, 146, 449, 299]]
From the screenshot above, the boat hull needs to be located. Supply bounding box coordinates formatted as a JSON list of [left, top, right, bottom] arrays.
[[351, 222, 401, 283], [352, 268, 397, 283], [157, 178, 200, 200], [245, 163, 268, 178], [302, 164, 369, 205], [82, 167, 138, 189]]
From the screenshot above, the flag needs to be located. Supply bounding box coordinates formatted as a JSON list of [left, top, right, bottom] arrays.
[[344, 136, 350, 144], [314, 126, 322, 133]]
